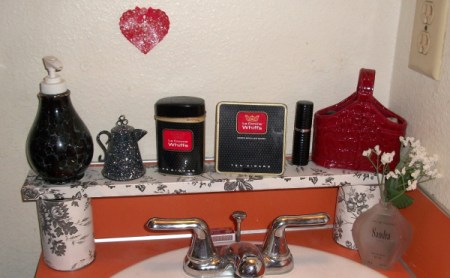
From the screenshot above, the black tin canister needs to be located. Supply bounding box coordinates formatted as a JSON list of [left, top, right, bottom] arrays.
[[155, 96, 205, 175]]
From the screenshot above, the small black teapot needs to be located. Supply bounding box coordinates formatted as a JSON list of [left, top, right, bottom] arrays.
[[97, 115, 147, 181]]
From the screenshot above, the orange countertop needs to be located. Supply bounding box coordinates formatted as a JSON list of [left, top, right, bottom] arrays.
[[34, 188, 450, 277]]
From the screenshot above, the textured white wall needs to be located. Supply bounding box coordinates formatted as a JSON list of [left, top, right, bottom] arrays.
[[0, 1, 405, 277], [391, 1, 450, 214]]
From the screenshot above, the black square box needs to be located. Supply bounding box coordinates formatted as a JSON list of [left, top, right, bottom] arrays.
[[215, 102, 287, 175]]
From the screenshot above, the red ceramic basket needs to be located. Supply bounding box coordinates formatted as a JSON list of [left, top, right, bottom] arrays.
[[311, 68, 407, 172]]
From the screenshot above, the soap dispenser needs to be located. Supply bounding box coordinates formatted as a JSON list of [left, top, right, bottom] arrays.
[[26, 56, 94, 183]]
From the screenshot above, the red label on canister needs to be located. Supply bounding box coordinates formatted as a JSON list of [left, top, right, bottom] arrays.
[[236, 112, 267, 134], [163, 129, 193, 152]]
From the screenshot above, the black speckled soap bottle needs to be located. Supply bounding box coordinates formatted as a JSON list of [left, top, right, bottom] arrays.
[[26, 56, 93, 183]]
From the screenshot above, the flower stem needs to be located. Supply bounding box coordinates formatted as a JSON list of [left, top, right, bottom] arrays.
[[388, 190, 406, 203]]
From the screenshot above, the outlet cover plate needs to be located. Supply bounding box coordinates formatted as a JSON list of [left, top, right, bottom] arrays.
[[409, 0, 450, 80]]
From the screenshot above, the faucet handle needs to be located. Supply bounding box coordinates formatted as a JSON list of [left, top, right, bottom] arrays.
[[231, 211, 247, 242], [262, 212, 330, 275], [147, 217, 228, 277]]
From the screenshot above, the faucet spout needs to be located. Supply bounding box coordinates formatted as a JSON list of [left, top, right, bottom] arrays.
[[221, 242, 265, 278], [262, 213, 330, 275]]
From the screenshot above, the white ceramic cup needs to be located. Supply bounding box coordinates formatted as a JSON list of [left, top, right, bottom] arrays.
[[37, 198, 95, 271], [333, 184, 381, 249]]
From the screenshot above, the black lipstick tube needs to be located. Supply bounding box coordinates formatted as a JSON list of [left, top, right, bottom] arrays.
[[292, 101, 313, 166]]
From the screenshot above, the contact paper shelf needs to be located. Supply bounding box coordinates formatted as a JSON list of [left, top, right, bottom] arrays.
[[21, 160, 376, 201]]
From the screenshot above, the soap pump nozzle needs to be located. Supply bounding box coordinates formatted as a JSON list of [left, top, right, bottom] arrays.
[[40, 56, 68, 95]]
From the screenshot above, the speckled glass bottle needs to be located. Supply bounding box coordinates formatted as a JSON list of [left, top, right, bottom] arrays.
[[26, 91, 93, 183]]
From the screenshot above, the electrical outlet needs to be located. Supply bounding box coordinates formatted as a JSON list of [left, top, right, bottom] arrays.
[[408, 0, 450, 80]]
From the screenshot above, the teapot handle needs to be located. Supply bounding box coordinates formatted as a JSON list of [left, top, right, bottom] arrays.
[[96, 130, 111, 162]]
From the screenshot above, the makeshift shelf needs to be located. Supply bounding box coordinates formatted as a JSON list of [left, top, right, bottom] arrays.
[[21, 160, 376, 201]]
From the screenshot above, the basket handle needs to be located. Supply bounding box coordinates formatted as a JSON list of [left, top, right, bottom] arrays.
[[356, 68, 375, 101]]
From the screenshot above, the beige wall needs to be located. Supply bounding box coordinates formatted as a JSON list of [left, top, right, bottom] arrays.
[[2, 1, 447, 277], [390, 1, 450, 214]]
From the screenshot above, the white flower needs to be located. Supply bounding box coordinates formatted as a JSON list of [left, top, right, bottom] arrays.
[[381, 151, 395, 165], [386, 171, 398, 179], [363, 136, 440, 208], [426, 169, 441, 179], [399, 136, 407, 146], [411, 169, 421, 179], [407, 179, 418, 191], [374, 145, 381, 155], [362, 149, 372, 157], [394, 168, 406, 175], [400, 136, 414, 147], [412, 139, 421, 149]]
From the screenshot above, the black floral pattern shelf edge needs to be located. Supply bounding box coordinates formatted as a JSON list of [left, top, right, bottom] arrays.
[[22, 160, 378, 201]]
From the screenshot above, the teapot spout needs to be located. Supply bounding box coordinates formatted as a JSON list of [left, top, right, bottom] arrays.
[[133, 129, 147, 141]]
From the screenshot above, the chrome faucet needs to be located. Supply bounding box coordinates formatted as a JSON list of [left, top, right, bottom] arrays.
[[147, 211, 329, 277]]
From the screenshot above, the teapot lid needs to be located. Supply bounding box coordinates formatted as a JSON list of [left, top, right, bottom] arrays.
[[111, 115, 134, 133]]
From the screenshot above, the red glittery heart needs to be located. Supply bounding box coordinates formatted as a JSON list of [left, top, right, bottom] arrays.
[[119, 7, 170, 54]]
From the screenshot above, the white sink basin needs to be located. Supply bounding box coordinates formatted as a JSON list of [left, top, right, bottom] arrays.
[[112, 245, 385, 277]]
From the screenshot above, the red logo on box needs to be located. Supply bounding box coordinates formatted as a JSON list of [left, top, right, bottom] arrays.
[[237, 112, 267, 134], [163, 129, 193, 152]]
